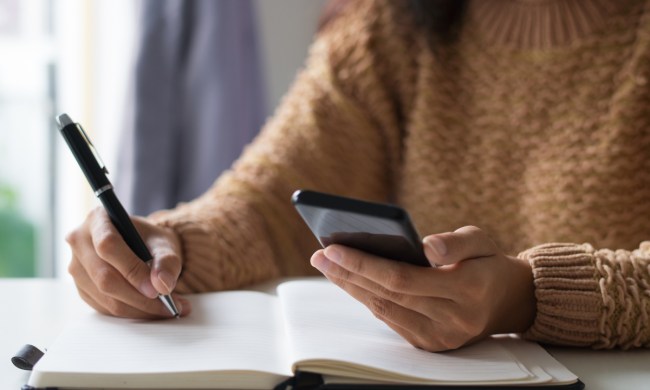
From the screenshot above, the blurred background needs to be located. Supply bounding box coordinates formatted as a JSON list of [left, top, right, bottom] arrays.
[[0, 0, 325, 279]]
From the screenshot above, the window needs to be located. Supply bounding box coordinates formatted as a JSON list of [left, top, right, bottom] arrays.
[[0, 0, 55, 277], [0, 0, 136, 278]]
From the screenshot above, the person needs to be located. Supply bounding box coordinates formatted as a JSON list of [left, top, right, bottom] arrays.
[[65, 0, 650, 352]]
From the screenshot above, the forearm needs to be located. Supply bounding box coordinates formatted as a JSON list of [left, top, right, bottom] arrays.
[[145, 3, 408, 295], [521, 241, 650, 348]]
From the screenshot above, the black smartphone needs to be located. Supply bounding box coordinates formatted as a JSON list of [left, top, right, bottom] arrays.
[[292, 189, 430, 267]]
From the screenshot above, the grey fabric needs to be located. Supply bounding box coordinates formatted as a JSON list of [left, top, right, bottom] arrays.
[[117, 0, 265, 216]]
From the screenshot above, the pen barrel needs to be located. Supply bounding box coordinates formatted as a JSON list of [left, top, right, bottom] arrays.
[[60, 124, 111, 190], [98, 190, 153, 262]]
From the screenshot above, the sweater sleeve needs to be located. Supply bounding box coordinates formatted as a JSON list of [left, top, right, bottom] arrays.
[[148, 2, 412, 294], [520, 241, 650, 349]]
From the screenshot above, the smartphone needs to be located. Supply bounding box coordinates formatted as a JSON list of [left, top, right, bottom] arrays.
[[292, 189, 430, 267]]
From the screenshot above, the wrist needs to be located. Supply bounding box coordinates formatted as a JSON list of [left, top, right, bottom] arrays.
[[492, 255, 536, 335], [510, 255, 536, 333]]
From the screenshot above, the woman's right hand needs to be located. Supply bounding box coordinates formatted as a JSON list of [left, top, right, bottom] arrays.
[[66, 207, 191, 318]]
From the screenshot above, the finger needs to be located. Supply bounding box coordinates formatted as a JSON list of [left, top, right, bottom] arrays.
[[326, 273, 452, 351], [333, 277, 475, 351], [422, 226, 498, 266], [140, 222, 182, 295], [70, 228, 180, 318], [77, 285, 156, 319], [317, 249, 455, 319], [89, 208, 158, 298], [70, 252, 178, 318], [313, 249, 463, 341], [71, 257, 162, 318], [313, 250, 410, 304], [79, 276, 182, 319], [314, 246, 455, 298], [173, 294, 192, 317]]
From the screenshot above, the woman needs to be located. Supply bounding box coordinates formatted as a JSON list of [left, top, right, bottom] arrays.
[[66, 0, 650, 351]]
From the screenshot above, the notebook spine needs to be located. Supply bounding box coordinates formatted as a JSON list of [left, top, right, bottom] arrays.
[[274, 371, 324, 390]]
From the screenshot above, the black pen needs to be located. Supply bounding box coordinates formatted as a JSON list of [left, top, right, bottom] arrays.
[[56, 113, 180, 318]]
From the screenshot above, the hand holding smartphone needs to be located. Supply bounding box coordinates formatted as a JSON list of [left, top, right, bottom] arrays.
[[292, 190, 430, 267]]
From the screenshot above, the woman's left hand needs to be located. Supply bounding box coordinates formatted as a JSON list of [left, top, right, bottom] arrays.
[[310, 226, 536, 352]]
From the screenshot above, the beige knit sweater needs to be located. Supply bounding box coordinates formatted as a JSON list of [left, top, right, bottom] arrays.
[[152, 0, 650, 349]]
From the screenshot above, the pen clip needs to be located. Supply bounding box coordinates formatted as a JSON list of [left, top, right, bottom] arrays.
[[77, 124, 109, 175]]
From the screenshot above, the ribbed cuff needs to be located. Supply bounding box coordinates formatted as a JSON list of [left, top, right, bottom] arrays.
[[519, 243, 602, 347]]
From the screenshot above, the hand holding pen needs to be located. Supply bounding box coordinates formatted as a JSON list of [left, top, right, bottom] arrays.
[[58, 114, 190, 319]]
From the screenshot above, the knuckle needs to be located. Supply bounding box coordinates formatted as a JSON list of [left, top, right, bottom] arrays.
[[335, 266, 352, 281], [368, 295, 392, 319], [103, 298, 126, 317], [384, 268, 410, 292], [376, 284, 402, 302], [95, 229, 120, 259], [65, 230, 80, 246], [94, 267, 118, 294], [349, 255, 365, 274], [332, 277, 348, 291], [124, 260, 145, 284], [67, 259, 79, 276]]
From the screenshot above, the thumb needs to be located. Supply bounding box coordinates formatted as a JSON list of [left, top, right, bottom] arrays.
[[422, 226, 498, 266], [149, 242, 182, 295], [132, 217, 183, 295]]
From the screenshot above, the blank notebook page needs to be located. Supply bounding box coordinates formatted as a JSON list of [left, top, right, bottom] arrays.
[[33, 291, 292, 376], [277, 280, 534, 384]]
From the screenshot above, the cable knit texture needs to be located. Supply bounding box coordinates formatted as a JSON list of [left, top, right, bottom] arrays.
[[152, 0, 650, 348]]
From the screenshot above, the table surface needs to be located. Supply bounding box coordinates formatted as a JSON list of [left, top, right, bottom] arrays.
[[1, 278, 649, 390]]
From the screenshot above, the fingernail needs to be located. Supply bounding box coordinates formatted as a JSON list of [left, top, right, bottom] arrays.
[[324, 246, 342, 263], [424, 236, 447, 257], [311, 252, 331, 273], [139, 280, 158, 299], [158, 271, 175, 294]]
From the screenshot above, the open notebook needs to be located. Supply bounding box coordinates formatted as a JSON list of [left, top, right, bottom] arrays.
[[26, 279, 582, 389]]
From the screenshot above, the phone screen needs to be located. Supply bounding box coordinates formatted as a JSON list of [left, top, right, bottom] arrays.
[[292, 190, 430, 267]]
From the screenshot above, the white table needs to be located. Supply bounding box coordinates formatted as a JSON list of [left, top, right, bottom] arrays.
[[1, 278, 649, 389]]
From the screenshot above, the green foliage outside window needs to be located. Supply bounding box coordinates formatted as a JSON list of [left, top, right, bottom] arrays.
[[0, 183, 36, 277]]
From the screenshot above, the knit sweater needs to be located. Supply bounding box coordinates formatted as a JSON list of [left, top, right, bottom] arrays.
[[151, 0, 650, 349]]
